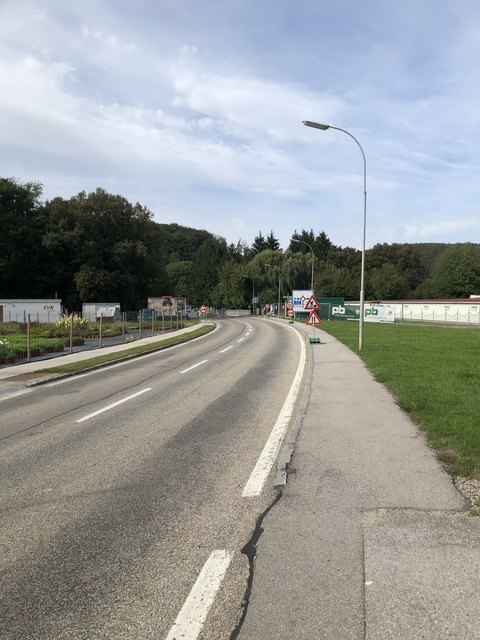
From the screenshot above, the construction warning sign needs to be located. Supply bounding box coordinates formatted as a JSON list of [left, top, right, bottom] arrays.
[[304, 295, 320, 310], [306, 311, 322, 326]]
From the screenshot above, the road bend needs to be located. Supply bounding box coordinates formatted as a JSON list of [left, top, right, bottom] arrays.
[[0, 317, 306, 640]]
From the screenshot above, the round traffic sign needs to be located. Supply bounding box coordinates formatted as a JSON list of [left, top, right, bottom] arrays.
[[199, 305, 208, 314], [286, 301, 293, 309], [287, 308, 294, 317]]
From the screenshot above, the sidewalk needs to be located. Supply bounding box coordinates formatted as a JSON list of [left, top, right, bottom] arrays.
[[238, 326, 480, 639]]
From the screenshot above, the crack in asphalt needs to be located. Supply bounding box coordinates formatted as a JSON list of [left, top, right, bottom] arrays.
[[230, 490, 283, 640]]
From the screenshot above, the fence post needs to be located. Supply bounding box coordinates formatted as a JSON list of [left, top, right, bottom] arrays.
[[69, 313, 74, 354], [152, 311, 154, 337], [99, 314, 103, 348], [139, 312, 142, 339], [27, 314, 31, 362], [122, 312, 126, 344]]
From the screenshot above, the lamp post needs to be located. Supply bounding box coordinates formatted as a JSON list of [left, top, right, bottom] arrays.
[[244, 275, 255, 315], [303, 120, 367, 351], [291, 238, 315, 294]]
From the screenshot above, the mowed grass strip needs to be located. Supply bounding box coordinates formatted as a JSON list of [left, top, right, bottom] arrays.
[[318, 321, 480, 479], [37, 325, 214, 374]]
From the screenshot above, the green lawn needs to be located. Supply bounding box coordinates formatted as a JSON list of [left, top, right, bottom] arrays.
[[318, 321, 480, 479]]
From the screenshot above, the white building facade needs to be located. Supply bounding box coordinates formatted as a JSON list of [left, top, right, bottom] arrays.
[[0, 299, 63, 323]]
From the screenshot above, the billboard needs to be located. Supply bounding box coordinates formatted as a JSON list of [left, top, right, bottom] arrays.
[[147, 296, 186, 315], [365, 304, 395, 323], [292, 290, 314, 314]]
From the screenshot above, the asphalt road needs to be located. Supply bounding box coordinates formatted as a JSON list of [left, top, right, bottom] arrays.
[[0, 318, 305, 640]]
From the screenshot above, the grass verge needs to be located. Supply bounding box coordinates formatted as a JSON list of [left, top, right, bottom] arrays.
[[37, 325, 214, 374], [316, 321, 480, 479]]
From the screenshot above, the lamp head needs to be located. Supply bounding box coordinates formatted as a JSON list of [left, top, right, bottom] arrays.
[[303, 120, 330, 130]]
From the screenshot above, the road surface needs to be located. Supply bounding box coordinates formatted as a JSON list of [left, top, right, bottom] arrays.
[[0, 317, 305, 640]]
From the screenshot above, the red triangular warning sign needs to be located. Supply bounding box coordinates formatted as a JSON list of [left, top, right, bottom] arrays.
[[304, 295, 319, 310], [306, 311, 322, 326]]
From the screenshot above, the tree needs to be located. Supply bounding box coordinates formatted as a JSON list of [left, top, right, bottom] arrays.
[[266, 231, 280, 251], [40, 188, 160, 309], [0, 178, 45, 298], [369, 264, 408, 300], [366, 243, 425, 298], [427, 244, 480, 298], [315, 264, 359, 299], [164, 261, 193, 298], [251, 232, 268, 255], [314, 231, 333, 261], [146, 222, 213, 266], [289, 229, 316, 253], [189, 236, 228, 305], [282, 251, 311, 291], [227, 240, 251, 262], [212, 260, 246, 308]]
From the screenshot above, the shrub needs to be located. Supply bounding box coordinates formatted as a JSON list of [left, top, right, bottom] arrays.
[[55, 313, 89, 333]]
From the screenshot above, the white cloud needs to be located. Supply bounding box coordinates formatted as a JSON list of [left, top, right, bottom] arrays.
[[0, 0, 479, 249], [404, 217, 480, 240]]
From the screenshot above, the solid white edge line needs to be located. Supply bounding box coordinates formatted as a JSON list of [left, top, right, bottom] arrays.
[[165, 549, 233, 640], [76, 388, 152, 423], [237, 337, 244, 343], [219, 346, 233, 353], [180, 359, 208, 374], [242, 327, 306, 498]]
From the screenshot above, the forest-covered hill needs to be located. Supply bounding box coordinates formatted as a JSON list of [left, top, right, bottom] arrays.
[[1, 178, 479, 309]]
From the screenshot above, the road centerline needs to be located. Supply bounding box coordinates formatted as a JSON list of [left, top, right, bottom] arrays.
[[76, 388, 152, 423], [180, 360, 208, 374], [219, 346, 233, 353]]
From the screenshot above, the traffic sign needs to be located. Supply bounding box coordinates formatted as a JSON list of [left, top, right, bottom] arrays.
[[306, 311, 322, 326], [286, 301, 294, 309], [286, 308, 294, 318], [304, 295, 319, 310], [199, 305, 208, 314]]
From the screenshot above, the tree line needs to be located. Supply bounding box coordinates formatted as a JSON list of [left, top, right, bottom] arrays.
[[1, 177, 479, 311]]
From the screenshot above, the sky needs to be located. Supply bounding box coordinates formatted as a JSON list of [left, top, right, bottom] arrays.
[[0, 0, 479, 251]]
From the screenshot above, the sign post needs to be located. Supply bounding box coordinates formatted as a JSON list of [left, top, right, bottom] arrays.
[[286, 301, 294, 323], [305, 297, 322, 344]]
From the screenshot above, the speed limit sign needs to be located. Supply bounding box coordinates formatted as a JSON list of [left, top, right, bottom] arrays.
[[286, 301, 293, 309], [287, 308, 294, 318], [199, 305, 208, 314]]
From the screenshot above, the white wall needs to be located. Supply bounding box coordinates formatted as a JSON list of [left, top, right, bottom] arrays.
[[380, 301, 480, 325], [0, 299, 62, 323]]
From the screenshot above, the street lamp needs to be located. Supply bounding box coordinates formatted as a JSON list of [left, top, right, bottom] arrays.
[[303, 120, 367, 351], [291, 238, 315, 294], [243, 275, 255, 315]]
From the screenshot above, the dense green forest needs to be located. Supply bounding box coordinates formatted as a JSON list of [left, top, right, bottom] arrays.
[[1, 178, 479, 310]]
